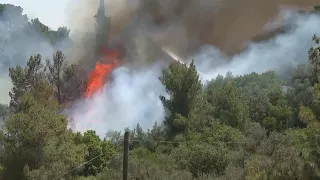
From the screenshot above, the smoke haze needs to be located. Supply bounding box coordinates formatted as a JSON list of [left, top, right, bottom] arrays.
[[1, 1, 320, 136], [70, 64, 165, 134], [69, 7, 320, 136], [68, 0, 319, 57], [0, 5, 60, 104], [194, 11, 320, 79]]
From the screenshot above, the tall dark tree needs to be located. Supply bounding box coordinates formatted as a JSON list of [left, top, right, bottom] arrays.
[[46, 50, 85, 105], [159, 60, 203, 139], [46, 50, 65, 104], [9, 54, 45, 111]]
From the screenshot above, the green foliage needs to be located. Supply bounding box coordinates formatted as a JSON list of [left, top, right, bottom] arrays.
[[233, 72, 292, 130], [28, 18, 70, 44], [188, 122, 244, 150], [75, 130, 116, 176], [173, 142, 229, 178], [159, 60, 203, 139], [309, 34, 320, 83], [244, 132, 305, 180], [173, 122, 244, 178], [1, 4, 320, 180], [9, 54, 46, 111], [100, 148, 193, 180], [8, 50, 85, 112], [46, 50, 85, 104], [206, 76, 249, 129], [0, 83, 85, 180]]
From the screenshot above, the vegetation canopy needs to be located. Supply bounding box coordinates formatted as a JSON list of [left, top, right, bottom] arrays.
[[0, 3, 320, 180]]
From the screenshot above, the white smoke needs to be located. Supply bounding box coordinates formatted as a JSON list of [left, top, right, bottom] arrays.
[[70, 64, 165, 136], [70, 10, 320, 137]]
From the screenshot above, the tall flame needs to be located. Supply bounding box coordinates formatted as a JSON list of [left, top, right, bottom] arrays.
[[85, 48, 120, 97]]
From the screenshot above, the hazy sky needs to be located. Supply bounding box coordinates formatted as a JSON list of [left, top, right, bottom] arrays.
[[0, 0, 70, 29]]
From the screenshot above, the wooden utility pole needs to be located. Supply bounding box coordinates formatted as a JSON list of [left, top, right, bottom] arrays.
[[123, 131, 129, 180]]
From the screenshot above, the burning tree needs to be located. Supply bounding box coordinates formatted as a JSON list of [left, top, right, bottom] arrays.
[[85, 47, 120, 98]]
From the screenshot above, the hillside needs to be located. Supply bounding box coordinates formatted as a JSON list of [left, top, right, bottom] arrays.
[[0, 4, 72, 105], [0, 3, 319, 180], [0, 4, 71, 72]]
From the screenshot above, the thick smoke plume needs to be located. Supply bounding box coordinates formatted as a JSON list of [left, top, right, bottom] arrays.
[[194, 11, 320, 79], [68, 3, 320, 136], [1, 1, 320, 137], [68, 0, 319, 58]]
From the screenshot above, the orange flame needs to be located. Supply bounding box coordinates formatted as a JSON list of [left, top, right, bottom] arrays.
[[85, 48, 120, 97]]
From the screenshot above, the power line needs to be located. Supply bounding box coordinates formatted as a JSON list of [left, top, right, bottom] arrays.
[[128, 135, 320, 144], [53, 154, 102, 180], [53, 133, 319, 179]]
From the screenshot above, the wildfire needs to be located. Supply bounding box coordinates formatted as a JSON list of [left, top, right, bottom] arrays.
[[85, 47, 120, 97]]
